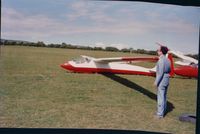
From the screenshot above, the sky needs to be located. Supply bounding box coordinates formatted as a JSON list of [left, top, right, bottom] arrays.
[[1, 0, 200, 54]]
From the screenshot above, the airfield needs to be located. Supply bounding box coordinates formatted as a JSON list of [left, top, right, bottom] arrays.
[[0, 46, 197, 134]]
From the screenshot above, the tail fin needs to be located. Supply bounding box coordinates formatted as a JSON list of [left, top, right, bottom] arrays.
[[167, 53, 175, 77]]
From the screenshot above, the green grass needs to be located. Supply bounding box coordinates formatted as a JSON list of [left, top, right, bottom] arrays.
[[0, 46, 197, 133]]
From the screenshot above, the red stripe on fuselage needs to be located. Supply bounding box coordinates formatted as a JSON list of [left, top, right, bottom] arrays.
[[174, 66, 198, 78]]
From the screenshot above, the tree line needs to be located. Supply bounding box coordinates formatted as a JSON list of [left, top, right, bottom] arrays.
[[1, 39, 198, 59]]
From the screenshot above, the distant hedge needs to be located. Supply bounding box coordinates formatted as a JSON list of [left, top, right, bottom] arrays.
[[1, 39, 198, 59]]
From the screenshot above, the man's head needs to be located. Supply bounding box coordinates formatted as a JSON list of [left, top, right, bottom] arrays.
[[157, 46, 169, 56]]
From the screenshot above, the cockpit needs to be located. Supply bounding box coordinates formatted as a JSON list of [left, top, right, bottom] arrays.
[[72, 56, 91, 64], [190, 62, 198, 68]]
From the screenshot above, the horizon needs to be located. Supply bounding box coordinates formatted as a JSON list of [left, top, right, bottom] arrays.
[[2, 0, 200, 54], [2, 38, 199, 56]]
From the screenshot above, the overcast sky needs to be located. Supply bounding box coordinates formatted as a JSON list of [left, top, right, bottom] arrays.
[[2, 0, 200, 54]]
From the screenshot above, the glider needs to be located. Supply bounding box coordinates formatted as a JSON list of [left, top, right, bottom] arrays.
[[60, 54, 174, 77]]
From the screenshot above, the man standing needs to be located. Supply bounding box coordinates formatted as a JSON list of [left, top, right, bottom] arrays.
[[154, 46, 171, 118]]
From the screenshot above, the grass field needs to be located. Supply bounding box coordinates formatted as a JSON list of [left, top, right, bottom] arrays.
[[0, 46, 197, 133]]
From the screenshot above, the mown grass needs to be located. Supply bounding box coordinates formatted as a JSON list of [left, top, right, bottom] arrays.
[[0, 46, 197, 133]]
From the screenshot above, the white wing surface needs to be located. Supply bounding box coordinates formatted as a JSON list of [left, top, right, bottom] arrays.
[[169, 50, 198, 65]]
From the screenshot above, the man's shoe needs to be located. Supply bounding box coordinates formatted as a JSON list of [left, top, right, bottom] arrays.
[[154, 115, 163, 119]]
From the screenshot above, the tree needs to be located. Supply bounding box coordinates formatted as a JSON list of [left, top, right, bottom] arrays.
[[105, 47, 119, 52], [136, 49, 145, 54], [94, 47, 104, 51], [121, 48, 130, 53], [61, 42, 67, 48], [36, 41, 46, 47]]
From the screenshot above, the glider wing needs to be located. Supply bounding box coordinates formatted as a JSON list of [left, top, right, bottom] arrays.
[[93, 57, 159, 63]]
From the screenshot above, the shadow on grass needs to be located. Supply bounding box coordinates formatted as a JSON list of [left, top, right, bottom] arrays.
[[102, 74, 175, 115]]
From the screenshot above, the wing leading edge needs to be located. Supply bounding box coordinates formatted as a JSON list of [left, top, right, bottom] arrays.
[[93, 57, 159, 63]]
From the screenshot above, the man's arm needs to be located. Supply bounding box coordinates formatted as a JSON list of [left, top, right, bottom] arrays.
[[155, 58, 165, 87]]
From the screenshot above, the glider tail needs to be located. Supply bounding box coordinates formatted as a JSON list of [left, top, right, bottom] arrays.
[[167, 53, 175, 77]]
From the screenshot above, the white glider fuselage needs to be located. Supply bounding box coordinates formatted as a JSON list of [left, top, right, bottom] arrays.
[[61, 56, 157, 76]]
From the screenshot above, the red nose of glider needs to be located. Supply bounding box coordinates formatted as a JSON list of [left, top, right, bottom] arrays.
[[60, 63, 74, 71], [60, 63, 66, 69], [60, 63, 69, 69]]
